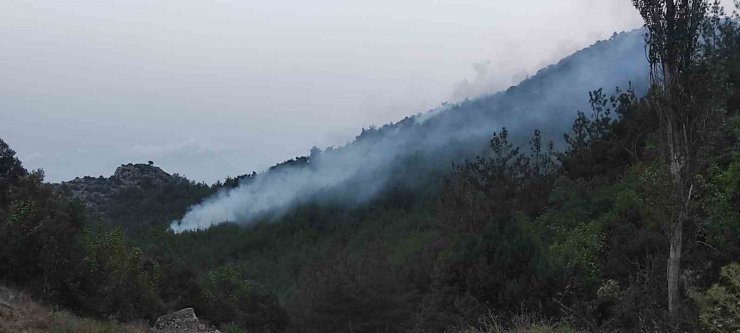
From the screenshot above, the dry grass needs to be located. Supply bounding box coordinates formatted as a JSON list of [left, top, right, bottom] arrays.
[[0, 289, 149, 333], [452, 313, 578, 333]]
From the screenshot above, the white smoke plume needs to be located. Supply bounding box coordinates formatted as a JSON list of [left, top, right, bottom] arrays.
[[172, 30, 649, 232]]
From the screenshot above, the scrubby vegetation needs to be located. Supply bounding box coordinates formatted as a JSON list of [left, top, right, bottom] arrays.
[[0, 286, 148, 333], [0, 138, 288, 332], [691, 263, 740, 332]]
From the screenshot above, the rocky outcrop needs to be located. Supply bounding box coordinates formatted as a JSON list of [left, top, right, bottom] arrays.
[[114, 163, 172, 187], [152, 308, 220, 333], [54, 163, 174, 209]]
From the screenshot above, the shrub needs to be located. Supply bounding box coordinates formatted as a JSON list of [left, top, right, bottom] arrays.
[[199, 264, 288, 332], [705, 153, 740, 249], [0, 170, 86, 303], [76, 223, 163, 321], [0, 287, 148, 333], [691, 263, 740, 332]]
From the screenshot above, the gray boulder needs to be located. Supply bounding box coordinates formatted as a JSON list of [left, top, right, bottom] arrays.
[[152, 308, 220, 333]]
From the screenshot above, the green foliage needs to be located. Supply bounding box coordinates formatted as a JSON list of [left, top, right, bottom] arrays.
[[729, 115, 740, 140], [288, 240, 413, 332], [411, 129, 565, 330], [633, 162, 673, 226], [202, 264, 254, 303], [706, 152, 740, 248], [198, 264, 288, 333], [77, 223, 162, 320], [632, 0, 708, 81], [542, 213, 607, 283], [560, 86, 651, 180], [151, 86, 676, 331], [7, 200, 38, 227], [538, 168, 645, 284], [454, 214, 554, 305], [1, 8, 737, 330], [100, 176, 214, 235], [0, 138, 27, 187], [0, 168, 86, 303], [691, 263, 740, 332], [388, 231, 434, 264]]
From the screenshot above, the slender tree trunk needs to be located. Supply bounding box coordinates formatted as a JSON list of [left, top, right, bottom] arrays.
[[667, 208, 683, 315], [634, 0, 707, 320], [665, 117, 688, 317], [662, 2, 683, 310]]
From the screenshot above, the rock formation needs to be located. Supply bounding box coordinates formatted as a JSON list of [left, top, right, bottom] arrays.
[[152, 308, 220, 333], [53, 163, 174, 209]]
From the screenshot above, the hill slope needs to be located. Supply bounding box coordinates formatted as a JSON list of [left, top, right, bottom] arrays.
[[173, 29, 649, 231]]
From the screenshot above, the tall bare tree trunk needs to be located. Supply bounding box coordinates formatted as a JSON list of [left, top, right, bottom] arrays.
[[667, 200, 684, 315], [664, 40, 683, 318], [665, 116, 690, 316], [633, 0, 710, 319]]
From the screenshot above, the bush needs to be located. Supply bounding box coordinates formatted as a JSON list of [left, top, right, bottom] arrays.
[[691, 263, 740, 332], [0, 169, 86, 304], [199, 264, 288, 332], [76, 223, 163, 321], [288, 240, 413, 332], [706, 152, 740, 250]]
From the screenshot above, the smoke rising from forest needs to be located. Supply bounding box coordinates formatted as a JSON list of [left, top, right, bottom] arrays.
[[171, 30, 649, 232]]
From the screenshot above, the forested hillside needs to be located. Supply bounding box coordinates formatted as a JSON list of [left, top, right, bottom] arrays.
[[171, 29, 649, 232], [1, 2, 740, 332]]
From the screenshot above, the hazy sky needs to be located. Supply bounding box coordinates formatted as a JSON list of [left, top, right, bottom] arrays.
[[1, 0, 716, 183]]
